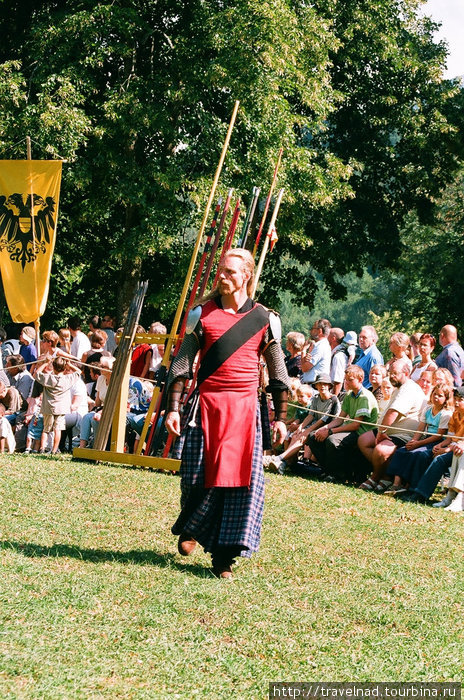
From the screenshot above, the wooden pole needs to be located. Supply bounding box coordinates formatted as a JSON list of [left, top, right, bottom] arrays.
[[252, 188, 284, 298], [252, 148, 283, 258], [134, 100, 240, 455]]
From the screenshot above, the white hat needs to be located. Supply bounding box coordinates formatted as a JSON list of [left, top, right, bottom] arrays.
[[343, 331, 357, 345]]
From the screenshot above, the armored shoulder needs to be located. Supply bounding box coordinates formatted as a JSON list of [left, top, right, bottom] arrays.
[[185, 305, 202, 334]]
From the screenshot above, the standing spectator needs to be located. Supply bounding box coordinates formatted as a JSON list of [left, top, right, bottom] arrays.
[[301, 318, 331, 384], [355, 325, 384, 388], [435, 325, 464, 387], [385, 332, 412, 372], [68, 316, 91, 361], [35, 356, 81, 455], [19, 326, 38, 367], [410, 333, 437, 382], [284, 331, 305, 378], [101, 313, 117, 355], [58, 328, 72, 354], [328, 327, 349, 396]]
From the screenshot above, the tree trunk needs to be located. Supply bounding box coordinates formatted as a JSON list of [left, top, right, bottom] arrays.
[[117, 204, 143, 324]]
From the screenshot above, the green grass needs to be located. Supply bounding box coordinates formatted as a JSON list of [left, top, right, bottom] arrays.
[[1, 454, 463, 699]]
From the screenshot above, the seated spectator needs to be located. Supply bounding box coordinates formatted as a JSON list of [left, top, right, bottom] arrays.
[[60, 368, 89, 451], [409, 332, 422, 366], [101, 313, 117, 355], [379, 377, 394, 413], [385, 332, 412, 372], [68, 316, 91, 361], [358, 359, 425, 492], [79, 356, 115, 448], [0, 407, 15, 453], [417, 369, 434, 400], [81, 330, 108, 383], [355, 325, 384, 388], [266, 373, 340, 475], [284, 331, 305, 378], [435, 324, 464, 387], [131, 326, 153, 379], [285, 383, 313, 436], [5, 353, 34, 450], [19, 326, 38, 367], [403, 387, 464, 505], [24, 395, 44, 454], [308, 365, 378, 483], [87, 315, 100, 336], [369, 365, 387, 405], [410, 333, 437, 382], [148, 322, 167, 380], [384, 382, 453, 496], [432, 367, 454, 389], [0, 380, 22, 416]]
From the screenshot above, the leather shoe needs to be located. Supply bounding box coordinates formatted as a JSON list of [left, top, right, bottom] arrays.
[[212, 564, 233, 579], [177, 533, 197, 556]]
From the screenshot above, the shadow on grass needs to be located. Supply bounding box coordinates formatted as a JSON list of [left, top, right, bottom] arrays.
[[0, 540, 213, 578]]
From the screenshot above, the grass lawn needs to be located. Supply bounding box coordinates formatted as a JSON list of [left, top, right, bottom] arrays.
[[1, 453, 463, 699]]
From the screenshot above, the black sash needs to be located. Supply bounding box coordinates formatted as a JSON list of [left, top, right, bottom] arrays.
[[197, 304, 269, 386]]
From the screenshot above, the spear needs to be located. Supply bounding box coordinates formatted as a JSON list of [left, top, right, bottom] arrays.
[[238, 186, 260, 248], [252, 147, 283, 258], [213, 199, 241, 285], [252, 187, 284, 298], [134, 100, 240, 456], [197, 188, 234, 299]]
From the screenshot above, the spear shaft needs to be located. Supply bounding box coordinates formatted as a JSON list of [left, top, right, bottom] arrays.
[[252, 148, 283, 258]]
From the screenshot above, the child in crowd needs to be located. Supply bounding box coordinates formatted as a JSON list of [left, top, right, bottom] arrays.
[[285, 383, 313, 438], [24, 396, 44, 454], [369, 365, 387, 404], [35, 356, 81, 455], [284, 377, 301, 425], [341, 331, 357, 365], [0, 405, 16, 453], [384, 382, 453, 496], [265, 373, 340, 475], [79, 356, 115, 448], [379, 377, 394, 413], [58, 328, 72, 354]]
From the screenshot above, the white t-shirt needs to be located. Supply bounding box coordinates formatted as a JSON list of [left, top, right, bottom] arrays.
[[381, 379, 426, 440], [70, 378, 89, 417], [71, 331, 91, 361]]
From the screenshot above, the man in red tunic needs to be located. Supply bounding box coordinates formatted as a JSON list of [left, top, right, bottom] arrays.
[[165, 248, 289, 578]]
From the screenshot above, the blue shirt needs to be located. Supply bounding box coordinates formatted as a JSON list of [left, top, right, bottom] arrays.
[[435, 342, 464, 387], [355, 344, 384, 388]]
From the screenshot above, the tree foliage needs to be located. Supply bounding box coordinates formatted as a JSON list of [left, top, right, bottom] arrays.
[[0, 0, 462, 328]]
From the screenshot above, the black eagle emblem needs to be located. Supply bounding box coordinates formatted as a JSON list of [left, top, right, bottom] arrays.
[[0, 193, 56, 271]]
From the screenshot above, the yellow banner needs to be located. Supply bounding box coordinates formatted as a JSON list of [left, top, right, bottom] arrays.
[[0, 160, 62, 323]]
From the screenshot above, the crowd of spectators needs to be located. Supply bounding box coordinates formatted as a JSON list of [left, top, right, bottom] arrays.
[[3, 310, 464, 512], [0, 314, 166, 456], [266, 319, 464, 513]]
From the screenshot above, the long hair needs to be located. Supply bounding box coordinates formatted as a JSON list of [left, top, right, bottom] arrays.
[[195, 248, 255, 306]]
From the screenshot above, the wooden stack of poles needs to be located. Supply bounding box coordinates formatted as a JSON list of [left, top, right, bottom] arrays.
[[73, 99, 285, 470], [92, 280, 148, 452]]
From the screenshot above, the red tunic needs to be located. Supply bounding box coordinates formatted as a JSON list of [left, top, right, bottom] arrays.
[[198, 299, 269, 488]]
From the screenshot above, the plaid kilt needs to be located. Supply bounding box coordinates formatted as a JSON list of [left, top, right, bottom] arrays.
[[171, 392, 265, 557]]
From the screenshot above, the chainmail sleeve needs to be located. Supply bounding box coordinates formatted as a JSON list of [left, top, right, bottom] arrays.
[[262, 335, 290, 421], [165, 329, 201, 411]]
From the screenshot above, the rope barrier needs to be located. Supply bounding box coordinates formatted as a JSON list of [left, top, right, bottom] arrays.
[[285, 400, 462, 440]]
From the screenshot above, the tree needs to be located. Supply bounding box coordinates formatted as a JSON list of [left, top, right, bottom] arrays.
[[259, 0, 464, 312], [0, 0, 350, 326]]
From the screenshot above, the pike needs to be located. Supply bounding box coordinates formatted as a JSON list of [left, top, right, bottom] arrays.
[[135, 100, 240, 456], [252, 147, 283, 258], [197, 188, 234, 299], [238, 185, 260, 248], [252, 187, 284, 298], [213, 198, 241, 286]]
